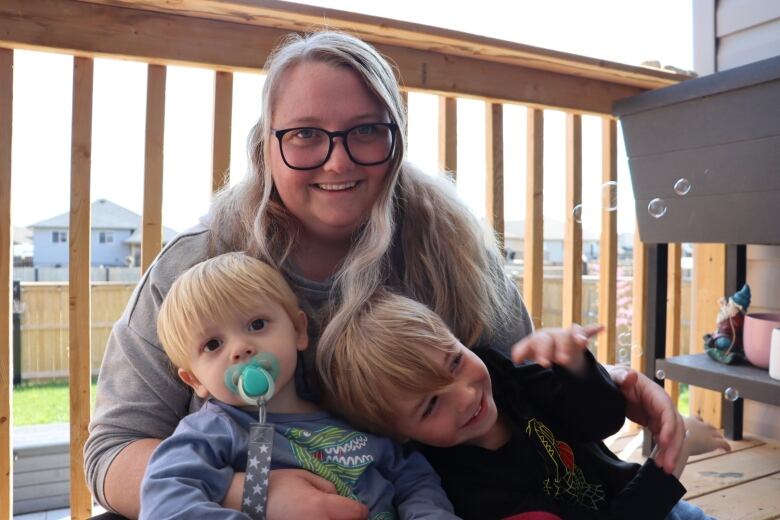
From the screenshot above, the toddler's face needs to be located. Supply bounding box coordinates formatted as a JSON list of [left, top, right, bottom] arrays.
[[178, 297, 308, 412], [390, 342, 501, 449]]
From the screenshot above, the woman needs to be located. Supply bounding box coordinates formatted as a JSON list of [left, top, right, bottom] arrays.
[[85, 31, 685, 519]]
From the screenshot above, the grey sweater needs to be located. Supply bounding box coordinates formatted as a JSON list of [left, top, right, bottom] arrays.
[[84, 222, 533, 510]]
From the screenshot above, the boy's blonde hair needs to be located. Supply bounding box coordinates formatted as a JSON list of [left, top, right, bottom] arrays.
[[318, 291, 459, 437], [157, 252, 302, 370]]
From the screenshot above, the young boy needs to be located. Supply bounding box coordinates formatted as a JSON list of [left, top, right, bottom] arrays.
[[318, 292, 728, 520], [140, 253, 458, 519]]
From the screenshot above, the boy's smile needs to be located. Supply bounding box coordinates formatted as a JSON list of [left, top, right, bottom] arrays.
[[391, 342, 510, 450]]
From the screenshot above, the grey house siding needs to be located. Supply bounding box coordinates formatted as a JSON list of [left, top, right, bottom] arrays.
[[32, 228, 69, 267], [91, 228, 132, 266]]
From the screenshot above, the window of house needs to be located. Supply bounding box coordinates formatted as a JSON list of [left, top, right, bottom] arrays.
[[98, 231, 114, 244], [51, 231, 68, 243]]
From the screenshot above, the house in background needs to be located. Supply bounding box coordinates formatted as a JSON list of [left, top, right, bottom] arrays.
[[504, 218, 600, 265], [29, 199, 177, 267]]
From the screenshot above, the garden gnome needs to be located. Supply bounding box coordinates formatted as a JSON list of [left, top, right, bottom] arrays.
[[704, 284, 751, 364]]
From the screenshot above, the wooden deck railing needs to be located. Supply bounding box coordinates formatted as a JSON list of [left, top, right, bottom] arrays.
[[0, 1, 689, 517]]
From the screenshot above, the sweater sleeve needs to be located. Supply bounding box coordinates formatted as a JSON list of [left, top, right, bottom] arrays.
[[487, 349, 627, 441], [84, 226, 211, 509], [606, 459, 686, 519], [377, 441, 459, 519], [140, 409, 248, 520]]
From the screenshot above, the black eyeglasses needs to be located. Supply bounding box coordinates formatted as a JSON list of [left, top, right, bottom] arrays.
[[273, 122, 399, 171]]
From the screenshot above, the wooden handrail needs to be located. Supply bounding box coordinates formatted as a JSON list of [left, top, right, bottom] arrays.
[[0, 0, 690, 114]]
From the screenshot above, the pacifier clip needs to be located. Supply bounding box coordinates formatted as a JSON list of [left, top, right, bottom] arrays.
[[225, 353, 280, 520]]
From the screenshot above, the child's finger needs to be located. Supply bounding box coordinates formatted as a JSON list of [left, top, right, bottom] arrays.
[[512, 331, 554, 366]]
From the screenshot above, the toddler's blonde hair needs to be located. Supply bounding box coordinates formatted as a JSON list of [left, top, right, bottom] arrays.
[[157, 252, 302, 370], [320, 291, 459, 437]]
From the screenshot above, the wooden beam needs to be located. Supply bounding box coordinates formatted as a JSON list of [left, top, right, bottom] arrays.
[[690, 244, 726, 427], [0, 0, 658, 114], [77, 0, 687, 89], [212, 70, 232, 194], [141, 64, 165, 274], [69, 56, 94, 520], [0, 47, 13, 520], [665, 242, 682, 405], [563, 113, 582, 327], [485, 102, 504, 247], [524, 108, 544, 329], [598, 118, 617, 364], [438, 96, 457, 180]]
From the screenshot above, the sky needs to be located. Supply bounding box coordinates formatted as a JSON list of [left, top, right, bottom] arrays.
[[9, 0, 693, 237]]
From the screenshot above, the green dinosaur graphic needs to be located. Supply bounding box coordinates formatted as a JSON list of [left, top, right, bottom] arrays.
[[284, 426, 374, 500]]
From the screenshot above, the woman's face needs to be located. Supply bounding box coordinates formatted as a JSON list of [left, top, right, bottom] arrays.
[[269, 62, 394, 244]]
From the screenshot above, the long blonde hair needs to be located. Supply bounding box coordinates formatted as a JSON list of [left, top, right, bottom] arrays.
[[208, 30, 515, 364]]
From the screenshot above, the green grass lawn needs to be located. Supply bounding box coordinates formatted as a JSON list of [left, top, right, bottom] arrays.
[[13, 381, 98, 426]]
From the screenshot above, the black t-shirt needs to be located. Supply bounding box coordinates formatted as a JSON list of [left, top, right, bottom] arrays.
[[421, 348, 686, 520]]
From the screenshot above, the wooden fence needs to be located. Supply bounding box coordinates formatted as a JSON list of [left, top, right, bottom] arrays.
[[14, 276, 693, 383], [17, 283, 135, 381]]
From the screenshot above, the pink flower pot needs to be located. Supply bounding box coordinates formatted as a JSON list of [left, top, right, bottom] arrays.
[[743, 313, 780, 368]]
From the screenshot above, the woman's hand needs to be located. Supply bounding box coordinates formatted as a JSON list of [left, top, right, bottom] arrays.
[[512, 324, 603, 376], [266, 468, 369, 520], [608, 366, 685, 474]]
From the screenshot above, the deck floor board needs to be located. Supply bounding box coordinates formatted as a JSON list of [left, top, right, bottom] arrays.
[[612, 428, 780, 520]]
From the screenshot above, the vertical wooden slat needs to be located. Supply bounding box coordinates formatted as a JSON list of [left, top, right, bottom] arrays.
[[629, 227, 647, 432], [0, 48, 13, 520], [563, 113, 582, 328], [665, 242, 683, 405], [524, 108, 544, 329], [631, 229, 647, 371], [690, 243, 726, 426], [438, 96, 457, 180], [485, 103, 504, 249], [212, 70, 232, 194], [598, 118, 617, 363], [69, 56, 94, 520], [142, 64, 166, 274]]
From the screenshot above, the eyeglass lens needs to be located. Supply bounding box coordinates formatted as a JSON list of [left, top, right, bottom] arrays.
[[280, 124, 394, 169]]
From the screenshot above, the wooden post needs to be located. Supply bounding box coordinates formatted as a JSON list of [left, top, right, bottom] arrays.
[[563, 113, 582, 327], [524, 108, 544, 329], [69, 56, 94, 520], [142, 64, 166, 274], [598, 118, 617, 364], [212, 70, 233, 194], [690, 244, 727, 427], [0, 47, 13, 520], [629, 227, 647, 433], [485, 102, 504, 250], [665, 243, 682, 404], [438, 96, 457, 181]]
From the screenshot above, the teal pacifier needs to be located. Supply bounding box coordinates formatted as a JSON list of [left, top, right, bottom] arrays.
[[224, 353, 281, 406]]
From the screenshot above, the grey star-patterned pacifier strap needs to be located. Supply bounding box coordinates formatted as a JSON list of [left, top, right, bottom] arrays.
[[241, 403, 274, 519]]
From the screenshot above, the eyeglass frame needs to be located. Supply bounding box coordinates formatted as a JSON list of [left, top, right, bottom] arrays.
[[272, 122, 399, 171]]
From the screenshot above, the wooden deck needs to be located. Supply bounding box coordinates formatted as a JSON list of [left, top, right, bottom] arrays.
[[608, 426, 780, 519]]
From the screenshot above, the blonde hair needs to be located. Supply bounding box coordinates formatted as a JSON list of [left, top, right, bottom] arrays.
[[207, 30, 515, 362], [319, 291, 459, 437], [157, 252, 302, 370]]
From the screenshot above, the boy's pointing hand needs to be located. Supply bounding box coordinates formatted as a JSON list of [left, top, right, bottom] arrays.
[[511, 324, 604, 376]]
